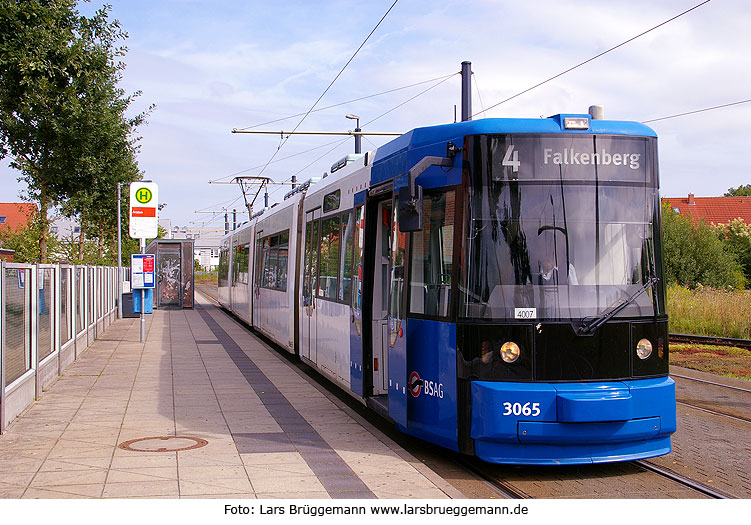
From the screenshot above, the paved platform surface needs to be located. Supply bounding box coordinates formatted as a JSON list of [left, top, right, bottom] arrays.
[[0, 295, 463, 499]]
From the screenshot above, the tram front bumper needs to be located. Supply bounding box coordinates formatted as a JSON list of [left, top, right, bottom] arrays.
[[469, 377, 676, 465]]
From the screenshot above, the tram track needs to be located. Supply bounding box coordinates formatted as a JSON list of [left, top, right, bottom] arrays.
[[634, 460, 730, 499], [454, 457, 530, 499], [669, 333, 751, 350], [197, 287, 744, 499], [672, 372, 751, 423]]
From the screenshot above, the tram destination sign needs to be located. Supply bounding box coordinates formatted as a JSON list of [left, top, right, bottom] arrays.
[[129, 182, 159, 239]]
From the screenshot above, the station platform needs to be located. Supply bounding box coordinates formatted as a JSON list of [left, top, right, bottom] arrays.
[[0, 294, 463, 499]]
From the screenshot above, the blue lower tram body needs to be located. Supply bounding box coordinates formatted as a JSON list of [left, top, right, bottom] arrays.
[[469, 377, 676, 465]]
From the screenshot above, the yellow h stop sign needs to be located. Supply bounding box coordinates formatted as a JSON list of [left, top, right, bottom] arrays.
[[129, 182, 158, 239], [135, 187, 153, 204]]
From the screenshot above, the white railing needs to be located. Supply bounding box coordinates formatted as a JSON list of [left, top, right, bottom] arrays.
[[0, 262, 120, 433]]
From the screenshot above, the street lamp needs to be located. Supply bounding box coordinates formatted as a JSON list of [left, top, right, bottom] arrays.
[[345, 113, 361, 154], [116, 182, 132, 319]]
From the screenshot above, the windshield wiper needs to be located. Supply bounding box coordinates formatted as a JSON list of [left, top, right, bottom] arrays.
[[578, 277, 659, 335]]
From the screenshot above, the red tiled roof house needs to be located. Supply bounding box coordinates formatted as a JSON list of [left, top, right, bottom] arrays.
[[0, 203, 38, 261], [662, 194, 751, 225]]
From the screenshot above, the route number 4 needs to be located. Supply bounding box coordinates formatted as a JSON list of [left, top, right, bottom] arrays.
[[502, 145, 520, 172]]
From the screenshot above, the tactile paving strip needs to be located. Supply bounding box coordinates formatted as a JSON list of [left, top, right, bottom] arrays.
[[196, 306, 376, 499]]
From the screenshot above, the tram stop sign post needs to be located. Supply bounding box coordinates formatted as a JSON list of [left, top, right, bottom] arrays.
[[129, 182, 159, 239], [129, 181, 158, 343]]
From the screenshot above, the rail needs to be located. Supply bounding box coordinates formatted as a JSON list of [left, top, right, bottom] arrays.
[[669, 333, 751, 350], [0, 262, 120, 433]]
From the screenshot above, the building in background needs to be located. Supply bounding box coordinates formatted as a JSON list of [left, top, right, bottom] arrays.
[[0, 203, 38, 261], [0, 203, 37, 233], [168, 224, 223, 271], [663, 193, 751, 225]]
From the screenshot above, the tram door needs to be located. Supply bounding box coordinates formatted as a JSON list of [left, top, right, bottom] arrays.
[[370, 201, 392, 395], [302, 209, 320, 362], [252, 229, 263, 328]]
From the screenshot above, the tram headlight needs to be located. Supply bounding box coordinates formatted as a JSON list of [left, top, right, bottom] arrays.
[[636, 338, 653, 360], [500, 342, 521, 363]]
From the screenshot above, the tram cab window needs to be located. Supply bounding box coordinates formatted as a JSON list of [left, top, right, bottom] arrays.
[[463, 134, 663, 321], [410, 190, 455, 318]]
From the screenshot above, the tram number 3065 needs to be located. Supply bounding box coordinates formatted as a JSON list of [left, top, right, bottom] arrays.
[[502, 402, 541, 417]]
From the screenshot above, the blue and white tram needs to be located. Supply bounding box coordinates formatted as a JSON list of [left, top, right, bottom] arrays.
[[218, 112, 676, 465]]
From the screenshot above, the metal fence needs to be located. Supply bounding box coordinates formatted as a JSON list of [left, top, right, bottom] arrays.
[[0, 263, 119, 433]]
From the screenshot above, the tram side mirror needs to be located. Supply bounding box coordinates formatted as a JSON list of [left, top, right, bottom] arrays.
[[398, 185, 423, 232]]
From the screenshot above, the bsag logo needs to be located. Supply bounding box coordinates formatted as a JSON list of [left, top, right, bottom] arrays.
[[409, 371, 444, 399], [408, 372, 423, 397]]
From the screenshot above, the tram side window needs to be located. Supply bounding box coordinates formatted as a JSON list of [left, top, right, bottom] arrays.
[[409, 190, 455, 318], [233, 243, 250, 284], [351, 206, 365, 311], [254, 238, 264, 288], [319, 216, 341, 298], [218, 244, 230, 285], [389, 200, 407, 347], [257, 230, 290, 291], [277, 231, 289, 291], [339, 212, 354, 303], [303, 222, 314, 306]]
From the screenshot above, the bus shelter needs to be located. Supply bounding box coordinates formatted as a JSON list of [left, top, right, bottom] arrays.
[[144, 239, 194, 309]]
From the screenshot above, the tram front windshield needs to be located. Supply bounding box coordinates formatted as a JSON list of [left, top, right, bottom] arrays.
[[463, 134, 663, 321]]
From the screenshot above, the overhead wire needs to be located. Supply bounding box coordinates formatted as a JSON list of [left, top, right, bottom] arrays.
[[362, 72, 459, 127], [265, 138, 352, 201], [194, 195, 244, 213], [254, 0, 400, 179], [210, 137, 360, 183], [472, 0, 712, 118], [234, 72, 457, 131], [642, 98, 751, 123], [472, 71, 487, 119], [263, 72, 458, 201]]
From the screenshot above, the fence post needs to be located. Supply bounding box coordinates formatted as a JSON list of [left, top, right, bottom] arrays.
[[31, 266, 39, 400], [55, 265, 61, 377], [72, 266, 78, 361], [1, 260, 6, 434]]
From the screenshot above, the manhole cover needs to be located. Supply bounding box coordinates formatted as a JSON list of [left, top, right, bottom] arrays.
[[118, 436, 208, 452]]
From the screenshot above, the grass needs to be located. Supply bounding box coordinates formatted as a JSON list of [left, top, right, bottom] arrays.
[[194, 270, 218, 284], [667, 284, 751, 339], [670, 343, 751, 381]]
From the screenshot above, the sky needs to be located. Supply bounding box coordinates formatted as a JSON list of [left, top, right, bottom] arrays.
[[2, 0, 749, 232]]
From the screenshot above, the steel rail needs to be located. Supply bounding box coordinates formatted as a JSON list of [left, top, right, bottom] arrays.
[[672, 373, 751, 394], [455, 458, 530, 499], [634, 460, 731, 499], [669, 333, 751, 350], [677, 401, 751, 424]]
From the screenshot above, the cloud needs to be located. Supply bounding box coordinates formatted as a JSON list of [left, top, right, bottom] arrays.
[[2, 0, 749, 227]]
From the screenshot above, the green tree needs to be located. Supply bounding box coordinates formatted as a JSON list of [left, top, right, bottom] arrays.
[[0, 215, 60, 263], [712, 218, 751, 285], [661, 203, 745, 289], [0, 1, 150, 262], [724, 185, 751, 197]]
